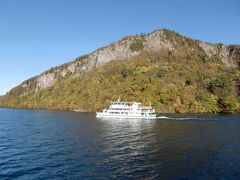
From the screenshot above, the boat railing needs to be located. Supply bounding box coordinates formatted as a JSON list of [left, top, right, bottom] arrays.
[[111, 102, 138, 106]]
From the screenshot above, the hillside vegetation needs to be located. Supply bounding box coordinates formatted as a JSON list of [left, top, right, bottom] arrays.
[[2, 48, 240, 113]]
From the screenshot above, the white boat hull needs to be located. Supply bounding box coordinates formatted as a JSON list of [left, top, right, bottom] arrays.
[[96, 112, 158, 119]]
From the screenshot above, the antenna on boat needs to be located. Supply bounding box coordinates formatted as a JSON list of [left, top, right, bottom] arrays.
[[150, 101, 152, 107]]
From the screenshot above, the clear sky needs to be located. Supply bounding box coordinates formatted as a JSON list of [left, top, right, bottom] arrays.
[[0, 0, 239, 95]]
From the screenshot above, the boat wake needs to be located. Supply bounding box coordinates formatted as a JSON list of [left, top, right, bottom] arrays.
[[156, 116, 170, 119], [156, 116, 199, 120]]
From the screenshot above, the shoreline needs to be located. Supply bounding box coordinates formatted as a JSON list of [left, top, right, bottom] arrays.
[[0, 107, 239, 115]]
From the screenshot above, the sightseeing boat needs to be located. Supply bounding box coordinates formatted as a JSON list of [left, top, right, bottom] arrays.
[[96, 98, 159, 119]]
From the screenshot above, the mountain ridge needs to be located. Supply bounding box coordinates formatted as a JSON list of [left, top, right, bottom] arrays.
[[1, 29, 240, 113], [6, 29, 240, 97]]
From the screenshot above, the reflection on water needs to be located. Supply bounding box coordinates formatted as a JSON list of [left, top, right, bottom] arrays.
[[0, 108, 240, 179]]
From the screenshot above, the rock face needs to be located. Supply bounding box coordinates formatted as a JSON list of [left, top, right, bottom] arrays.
[[198, 42, 240, 67], [6, 29, 240, 97], [36, 73, 55, 90]]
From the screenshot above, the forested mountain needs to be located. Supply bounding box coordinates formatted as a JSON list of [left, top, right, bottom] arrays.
[[1, 29, 240, 113]]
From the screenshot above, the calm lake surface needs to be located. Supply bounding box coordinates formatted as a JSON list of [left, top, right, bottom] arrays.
[[0, 108, 240, 179]]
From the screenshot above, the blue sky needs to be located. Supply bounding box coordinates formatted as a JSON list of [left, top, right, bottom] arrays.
[[0, 0, 239, 95]]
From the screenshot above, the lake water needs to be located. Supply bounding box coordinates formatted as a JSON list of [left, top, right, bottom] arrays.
[[0, 108, 240, 179]]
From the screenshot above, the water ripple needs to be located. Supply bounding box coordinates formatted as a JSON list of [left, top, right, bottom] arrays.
[[0, 108, 240, 179]]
